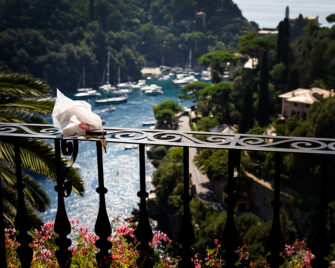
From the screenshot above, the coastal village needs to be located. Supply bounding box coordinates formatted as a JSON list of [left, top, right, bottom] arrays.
[[0, 0, 335, 267]]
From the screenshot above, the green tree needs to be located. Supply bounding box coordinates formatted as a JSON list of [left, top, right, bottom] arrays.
[[0, 73, 84, 227], [198, 50, 236, 83], [179, 81, 209, 101], [199, 82, 233, 124], [326, 13, 335, 23], [239, 70, 255, 133], [238, 31, 274, 62], [153, 99, 182, 129]]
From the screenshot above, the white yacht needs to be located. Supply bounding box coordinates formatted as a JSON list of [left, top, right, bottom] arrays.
[[173, 75, 198, 86], [74, 89, 101, 98], [95, 96, 128, 105], [140, 84, 162, 91]]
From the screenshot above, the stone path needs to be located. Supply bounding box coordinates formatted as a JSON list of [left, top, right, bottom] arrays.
[[178, 116, 221, 208]]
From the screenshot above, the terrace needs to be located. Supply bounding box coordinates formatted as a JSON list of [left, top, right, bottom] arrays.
[[0, 122, 334, 267]]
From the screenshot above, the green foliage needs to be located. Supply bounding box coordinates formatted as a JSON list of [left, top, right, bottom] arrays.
[[152, 147, 183, 210], [290, 21, 335, 89], [152, 146, 168, 161], [198, 50, 236, 83], [196, 117, 219, 132], [238, 31, 275, 60], [326, 14, 335, 23], [257, 51, 269, 126], [0, 0, 254, 89], [153, 99, 182, 129], [197, 82, 233, 124]]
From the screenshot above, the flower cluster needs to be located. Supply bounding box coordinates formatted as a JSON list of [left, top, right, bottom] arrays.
[[283, 239, 315, 267], [5, 221, 320, 268]]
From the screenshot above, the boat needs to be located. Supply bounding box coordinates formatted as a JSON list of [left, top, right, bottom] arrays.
[[140, 84, 162, 91], [116, 67, 132, 89], [145, 88, 163, 96], [131, 80, 145, 89], [124, 144, 138, 150], [104, 105, 116, 112], [172, 75, 198, 86], [74, 89, 101, 98], [111, 89, 132, 96], [99, 49, 116, 92], [77, 66, 93, 92], [95, 96, 128, 105], [142, 120, 156, 126]]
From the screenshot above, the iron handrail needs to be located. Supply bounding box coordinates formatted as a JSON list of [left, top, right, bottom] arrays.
[[0, 122, 332, 267], [1, 122, 335, 154]]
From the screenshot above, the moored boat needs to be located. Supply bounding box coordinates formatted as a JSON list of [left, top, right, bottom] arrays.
[[95, 96, 128, 105], [74, 90, 101, 98]]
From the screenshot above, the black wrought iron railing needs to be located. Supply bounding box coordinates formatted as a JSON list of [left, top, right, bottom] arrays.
[[0, 122, 335, 267]]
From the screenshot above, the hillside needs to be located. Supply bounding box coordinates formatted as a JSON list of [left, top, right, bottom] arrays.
[[0, 0, 254, 90]]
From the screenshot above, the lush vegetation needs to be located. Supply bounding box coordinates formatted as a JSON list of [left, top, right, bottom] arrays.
[[0, 0, 255, 90], [0, 73, 83, 227], [150, 13, 335, 264]]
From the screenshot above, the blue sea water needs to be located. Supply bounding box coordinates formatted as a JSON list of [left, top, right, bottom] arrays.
[[233, 0, 334, 28], [39, 78, 193, 230]]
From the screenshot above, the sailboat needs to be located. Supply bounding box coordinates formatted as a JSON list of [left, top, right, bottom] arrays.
[[75, 66, 101, 98], [77, 66, 93, 92], [116, 67, 132, 89], [99, 49, 116, 92]]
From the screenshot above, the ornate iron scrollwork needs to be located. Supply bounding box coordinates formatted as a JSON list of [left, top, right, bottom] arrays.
[[54, 138, 79, 268]]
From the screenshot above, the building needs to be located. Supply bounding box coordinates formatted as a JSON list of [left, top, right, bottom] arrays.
[[279, 87, 335, 118]]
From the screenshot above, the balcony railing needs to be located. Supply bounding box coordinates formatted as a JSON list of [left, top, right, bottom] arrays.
[[0, 122, 335, 267]]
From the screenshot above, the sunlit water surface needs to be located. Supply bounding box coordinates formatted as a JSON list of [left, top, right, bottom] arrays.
[[39, 78, 192, 231]]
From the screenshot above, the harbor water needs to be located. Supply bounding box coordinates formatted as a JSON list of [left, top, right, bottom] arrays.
[[39, 78, 193, 229]]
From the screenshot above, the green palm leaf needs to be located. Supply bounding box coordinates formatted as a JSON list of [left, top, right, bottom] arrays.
[[0, 72, 51, 98], [0, 99, 54, 114], [0, 138, 84, 196], [0, 72, 84, 228]]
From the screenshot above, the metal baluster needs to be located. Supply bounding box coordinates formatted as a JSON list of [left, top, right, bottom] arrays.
[[177, 146, 195, 268], [222, 149, 240, 268], [311, 155, 330, 268], [134, 144, 154, 268], [54, 139, 73, 268], [14, 143, 33, 268], [0, 179, 6, 268], [266, 152, 284, 267], [94, 141, 112, 267]]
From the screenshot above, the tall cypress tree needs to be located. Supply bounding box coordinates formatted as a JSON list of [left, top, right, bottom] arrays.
[[239, 70, 254, 133], [89, 0, 95, 20], [258, 51, 269, 126], [276, 21, 284, 63]]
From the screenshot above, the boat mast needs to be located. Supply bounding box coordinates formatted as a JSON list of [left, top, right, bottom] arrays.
[[188, 48, 192, 71], [82, 66, 86, 88], [106, 49, 110, 84], [118, 66, 121, 85]]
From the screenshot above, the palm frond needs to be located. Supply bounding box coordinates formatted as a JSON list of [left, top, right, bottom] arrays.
[[0, 99, 54, 114], [0, 72, 51, 98], [0, 111, 49, 124], [0, 160, 50, 212], [0, 138, 85, 196]]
